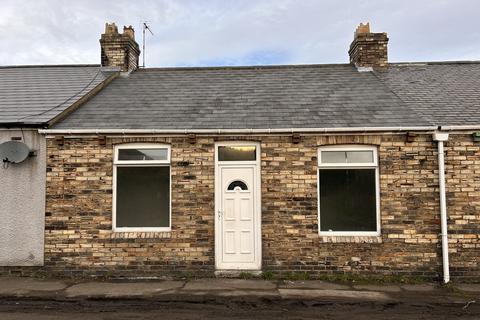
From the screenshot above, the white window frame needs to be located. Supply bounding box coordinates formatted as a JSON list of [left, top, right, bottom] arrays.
[[317, 145, 380, 237], [215, 142, 260, 165], [113, 143, 171, 232]]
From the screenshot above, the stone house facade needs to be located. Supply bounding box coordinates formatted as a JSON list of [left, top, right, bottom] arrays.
[[2, 22, 480, 282], [40, 132, 479, 282]]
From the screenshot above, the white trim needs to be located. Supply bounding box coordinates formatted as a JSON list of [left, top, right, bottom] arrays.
[[440, 125, 480, 131], [433, 132, 449, 142], [38, 126, 438, 135], [318, 144, 378, 167], [113, 226, 171, 232], [114, 143, 170, 165], [317, 145, 380, 237], [216, 141, 260, 165], [214, 141, 262, 271], [112, 143, 172, 232]]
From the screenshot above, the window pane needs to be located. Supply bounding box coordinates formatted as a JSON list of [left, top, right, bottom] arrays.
[[321, 151, 346, 163], [118, 148, 168, 161], [321, 150, 374, 164], [319, 169, 377, 232], [346, 151, 373, 163], [218, 146, 256, 161], [116, 166, 170, 228]]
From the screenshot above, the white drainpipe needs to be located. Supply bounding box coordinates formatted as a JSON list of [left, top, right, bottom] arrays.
[[433, 132, 450, 283]]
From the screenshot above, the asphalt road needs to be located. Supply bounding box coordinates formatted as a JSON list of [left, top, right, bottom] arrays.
[[0, 299, 478, 320]]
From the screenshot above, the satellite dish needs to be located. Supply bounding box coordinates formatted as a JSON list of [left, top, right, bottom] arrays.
[[0, 141, 30, 164]]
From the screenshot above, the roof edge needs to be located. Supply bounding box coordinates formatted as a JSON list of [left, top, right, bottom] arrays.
[[0, 122, 46, 128], [139, 63, 353, 72], [389, 60, 480, 66], [40, 126, 438, 135], [129, 60, 480, 71], [3, 60, 478, 70], [0, 64, 101, 69]]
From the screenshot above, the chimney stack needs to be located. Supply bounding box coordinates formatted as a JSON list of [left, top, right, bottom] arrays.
[[100, 22, 140, 72], [348, 23, 389, 70]]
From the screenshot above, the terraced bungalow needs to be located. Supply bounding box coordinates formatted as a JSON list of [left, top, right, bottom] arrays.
[[2, 23, 479, 282]]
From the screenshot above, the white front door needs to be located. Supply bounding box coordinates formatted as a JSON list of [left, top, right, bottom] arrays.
[[215, 143, 261, 270]]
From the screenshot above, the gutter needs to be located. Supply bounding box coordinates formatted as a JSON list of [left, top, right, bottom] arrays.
[[38, 125, 480, 135], [38, 126, 437, 135], [440, 125, 480, 131], [432, 132, 450, 284], [0, 122, 47, 129]]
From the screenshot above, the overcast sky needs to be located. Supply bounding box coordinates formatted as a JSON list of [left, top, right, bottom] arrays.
[[1, 0, 479, 67]]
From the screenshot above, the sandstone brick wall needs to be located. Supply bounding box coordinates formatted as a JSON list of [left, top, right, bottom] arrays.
[[262, 134, 441, 278], [45, 136, 215, 278], [444, 135, 480, 280], [3, 133, 478, 281]]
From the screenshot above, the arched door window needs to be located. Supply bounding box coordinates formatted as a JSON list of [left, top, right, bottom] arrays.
[[227, 180, 248, 191]]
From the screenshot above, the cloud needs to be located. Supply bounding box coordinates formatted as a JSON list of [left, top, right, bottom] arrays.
[[0, 0, 479, 67]]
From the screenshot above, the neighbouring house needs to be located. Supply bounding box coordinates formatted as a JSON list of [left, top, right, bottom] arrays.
[[0, 64, 117, 267], [1, 22, 479, 282]]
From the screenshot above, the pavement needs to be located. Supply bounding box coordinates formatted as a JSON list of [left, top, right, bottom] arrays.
[[0, 276, 479, 307]]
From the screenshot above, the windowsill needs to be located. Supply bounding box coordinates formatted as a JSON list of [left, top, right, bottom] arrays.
[[319, 235, 383, 243], [114, 227, 171, 233], [110, 231, 172, 239]]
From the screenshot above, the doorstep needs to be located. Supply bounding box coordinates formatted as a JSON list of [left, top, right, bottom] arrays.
[[214, 270, 263, 278]]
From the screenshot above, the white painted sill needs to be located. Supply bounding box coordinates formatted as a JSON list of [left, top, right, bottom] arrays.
[[109, 232, 172, 239], [319, 235, 383, 244], [110, 230, 172, 239], [113, 227, 171, 233]]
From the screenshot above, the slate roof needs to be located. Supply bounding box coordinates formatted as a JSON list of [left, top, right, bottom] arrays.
[[0, 65, 112, 126], [53, 64, 432, 129], [376, 61, 480, 126]]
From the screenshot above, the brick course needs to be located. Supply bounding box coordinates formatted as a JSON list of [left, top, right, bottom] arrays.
[[444, 135, 480, 280]]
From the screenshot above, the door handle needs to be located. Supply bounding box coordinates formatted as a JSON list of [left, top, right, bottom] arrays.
[[218, 210, 223, 219]]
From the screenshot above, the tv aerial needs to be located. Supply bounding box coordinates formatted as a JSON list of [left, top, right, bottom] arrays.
[[142, 22, 154, 68]]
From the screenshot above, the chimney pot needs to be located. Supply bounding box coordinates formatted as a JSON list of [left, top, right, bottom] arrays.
[[123, 25, 135, 40], [354, 22, 370, 37], [104, 22, 118, 35]]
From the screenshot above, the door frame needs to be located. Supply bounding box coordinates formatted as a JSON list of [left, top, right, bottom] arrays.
[[214, 141, 262, 270]]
